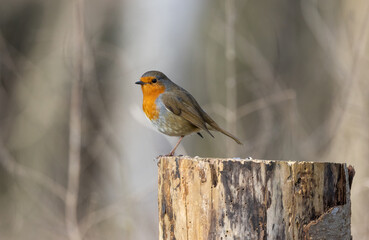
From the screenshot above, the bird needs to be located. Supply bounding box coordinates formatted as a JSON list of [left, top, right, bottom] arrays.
[[135, 70, 242, 156]]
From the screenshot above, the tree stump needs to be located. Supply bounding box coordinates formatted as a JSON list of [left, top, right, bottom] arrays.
[[158, 156, 354, 240]]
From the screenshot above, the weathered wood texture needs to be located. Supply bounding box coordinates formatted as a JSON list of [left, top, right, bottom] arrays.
[[158, 156, 354, 240]]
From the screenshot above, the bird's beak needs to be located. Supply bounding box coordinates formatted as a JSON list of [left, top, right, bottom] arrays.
[[135, 80, 146, 85]]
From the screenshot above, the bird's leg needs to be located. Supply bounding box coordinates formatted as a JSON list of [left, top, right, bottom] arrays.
[[169, 136, 184, 156]]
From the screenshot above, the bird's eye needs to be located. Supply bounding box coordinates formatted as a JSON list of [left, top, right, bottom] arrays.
[[152, 78, 157, 83]]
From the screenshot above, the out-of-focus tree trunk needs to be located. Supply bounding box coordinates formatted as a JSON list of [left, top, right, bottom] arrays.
[[325, 1, 369, 237], [0, 1, 126, 239]]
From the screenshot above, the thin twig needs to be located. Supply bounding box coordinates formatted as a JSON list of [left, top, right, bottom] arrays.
[[225, 0, 238, 155], [79, 202, 122, 237], [237, 89, 296, 119], [65, 0, 84, 239], [0, 139, 66, 201], [80, 179, 157, 238], [207, 89, 296, 120], [236, 35, 278, 89], [300, 1, 369, 152]]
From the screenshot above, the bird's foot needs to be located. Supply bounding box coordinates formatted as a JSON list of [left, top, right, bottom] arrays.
[[156, 153, 174, 159], [168, 150, 175, 156], [156, 152, 183, 159]]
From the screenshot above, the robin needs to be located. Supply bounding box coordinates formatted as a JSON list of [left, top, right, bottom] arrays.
[[135, 70, 242, 156]]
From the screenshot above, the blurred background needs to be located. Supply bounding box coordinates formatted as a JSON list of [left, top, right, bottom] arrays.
[[0, 0, 368, 239]]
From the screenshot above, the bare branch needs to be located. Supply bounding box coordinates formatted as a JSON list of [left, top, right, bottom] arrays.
[[65, 0, 85, 239], [79, 202, 123, 237], [237, 89, 296, 119], [225, 0, 238, 155], [0, 139, 66, 201]]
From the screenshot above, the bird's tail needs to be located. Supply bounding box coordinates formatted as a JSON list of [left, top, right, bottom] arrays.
[[211, 124, 243, 145], [203, 116, 242, 144]]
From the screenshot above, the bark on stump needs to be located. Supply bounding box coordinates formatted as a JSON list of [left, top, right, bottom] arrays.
[[158, 156, 354, 240]]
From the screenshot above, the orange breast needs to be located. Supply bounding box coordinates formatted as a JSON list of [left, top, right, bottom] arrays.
[[141, 83, 165, 121]]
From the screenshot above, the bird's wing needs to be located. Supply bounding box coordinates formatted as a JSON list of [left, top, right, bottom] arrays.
[[160, 92, 214, 137]]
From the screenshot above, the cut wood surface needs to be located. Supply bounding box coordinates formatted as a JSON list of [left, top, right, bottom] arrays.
[[158, 156, 354, 240]]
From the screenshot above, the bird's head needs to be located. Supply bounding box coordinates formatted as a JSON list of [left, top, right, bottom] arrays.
[[135, 71, 169, 96]]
